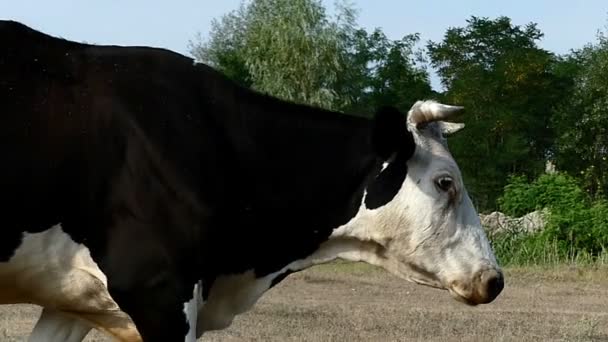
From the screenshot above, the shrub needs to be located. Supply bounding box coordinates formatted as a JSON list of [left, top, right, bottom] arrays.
[[494, 172, 608, 262], [497, 173, 587, 217]]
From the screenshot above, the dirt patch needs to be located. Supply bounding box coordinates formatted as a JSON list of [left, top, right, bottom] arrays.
[[2, 264, 608, 341]]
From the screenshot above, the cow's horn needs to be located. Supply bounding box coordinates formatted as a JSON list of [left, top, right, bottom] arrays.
[[408, 100, 464, 127]]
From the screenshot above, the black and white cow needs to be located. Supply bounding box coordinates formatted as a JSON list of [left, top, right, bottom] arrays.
[[0, 20, 503, 341]]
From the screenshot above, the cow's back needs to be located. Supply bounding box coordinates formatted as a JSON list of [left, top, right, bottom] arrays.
[[0, 19, 213, 240]]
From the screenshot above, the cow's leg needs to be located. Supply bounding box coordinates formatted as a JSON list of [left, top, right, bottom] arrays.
[[70, 310, 142, 341], [125, 281, 201, 342], [29, 308, 91, 342], [100, 219, 202, 342], [109, 280, 200, 342], [30, 307, 142, 342]]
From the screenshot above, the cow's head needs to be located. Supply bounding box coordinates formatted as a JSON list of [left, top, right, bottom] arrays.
[[329, 100, 503, 305], [195, 100, 502, 336]]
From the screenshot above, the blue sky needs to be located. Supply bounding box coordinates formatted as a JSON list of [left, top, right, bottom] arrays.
[[2, 0, 607, 90]]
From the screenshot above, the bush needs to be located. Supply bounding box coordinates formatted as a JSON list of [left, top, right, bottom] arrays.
[[494, 172, 608, 262], [497, 173, 587, 217]]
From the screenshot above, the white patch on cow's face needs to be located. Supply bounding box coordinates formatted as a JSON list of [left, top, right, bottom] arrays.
[[183, 281, 202, 341]]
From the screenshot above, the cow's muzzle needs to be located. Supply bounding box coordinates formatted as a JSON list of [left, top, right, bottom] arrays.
[[448, 267, 504, 305]]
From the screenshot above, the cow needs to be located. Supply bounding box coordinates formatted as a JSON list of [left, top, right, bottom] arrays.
[[0, 20, 503, 342]]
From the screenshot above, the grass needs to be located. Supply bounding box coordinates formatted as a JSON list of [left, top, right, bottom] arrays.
[[573, 316, 602, 342], [489, 228, 608, 269]]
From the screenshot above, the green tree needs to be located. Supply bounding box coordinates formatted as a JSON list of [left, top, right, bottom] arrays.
[[189, 2, 251, 87], [243, 0, 349, 110], [189, 0, 433, 114], [552, 25, 608, 197], [190, 0, 355, 110], [343, 29, 434, 114], [427, 16, 568, 211]]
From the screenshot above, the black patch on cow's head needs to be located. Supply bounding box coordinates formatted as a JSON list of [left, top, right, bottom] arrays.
[[371, 106, 407, 159], [365, 106, 416, 209]]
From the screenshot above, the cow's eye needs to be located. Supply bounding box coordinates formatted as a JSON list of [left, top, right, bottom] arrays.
[[436, 176, 453, 192]]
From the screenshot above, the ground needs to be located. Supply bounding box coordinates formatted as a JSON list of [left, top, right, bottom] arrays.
[[1, 263, 608, 341]]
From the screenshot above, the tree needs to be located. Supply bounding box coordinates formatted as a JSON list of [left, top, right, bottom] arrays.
[[343, 29, 434, 115], [189, 2, 251, 87], [189, 0, 433, 114], [552, 25, 608, 197], [243, 0, 350, 110], [190, 0, 354, 110], [427, 16, 569, 211]]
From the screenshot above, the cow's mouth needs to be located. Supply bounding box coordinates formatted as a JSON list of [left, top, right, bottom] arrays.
[[447, 287, 480, 306], [410, 278, 480, 306], [409, 276, 444, 290]]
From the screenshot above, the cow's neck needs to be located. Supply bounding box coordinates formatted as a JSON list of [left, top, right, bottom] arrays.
[[201, 87, 385, 276], [194, 88, 392, 334], [198, 184, 389, 334]]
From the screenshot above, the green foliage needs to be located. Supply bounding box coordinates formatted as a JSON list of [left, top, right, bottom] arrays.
[[496, 175, 535, 217], [427, 16, 570, 211], [243, 0, 348, 110], [545, 199, 608, 256], [342, 29, 433, 114], [494, 173, 608, 263], [428, 16, 544, 90], [498, 173, 587, 217], [189, 0, 433, 114], [189, 2, 251, 87], [552, 25, 608, 197], [190, 0, 348, 110]]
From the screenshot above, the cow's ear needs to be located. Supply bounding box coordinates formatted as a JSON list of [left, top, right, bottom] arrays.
[[372, 106, 413, 160]]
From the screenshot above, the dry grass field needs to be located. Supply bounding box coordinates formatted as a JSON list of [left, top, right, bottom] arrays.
[[2, 262, 608, 341]]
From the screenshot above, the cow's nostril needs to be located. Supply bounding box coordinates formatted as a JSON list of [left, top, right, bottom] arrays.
[[481, 269, 504, 303]]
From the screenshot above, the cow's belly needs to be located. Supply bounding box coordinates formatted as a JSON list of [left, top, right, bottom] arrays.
[[0, 225, 141, 341]]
